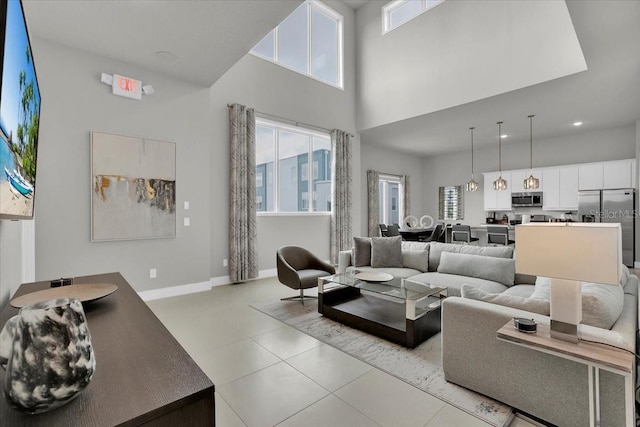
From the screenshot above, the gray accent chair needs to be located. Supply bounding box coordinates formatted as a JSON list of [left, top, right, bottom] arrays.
[[276, 246, 335, 304]]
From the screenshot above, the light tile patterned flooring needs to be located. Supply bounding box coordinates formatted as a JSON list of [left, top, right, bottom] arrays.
[[147, 277, 538, 427]]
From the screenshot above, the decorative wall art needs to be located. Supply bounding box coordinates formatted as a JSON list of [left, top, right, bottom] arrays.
[[91, 132, 176, 241]]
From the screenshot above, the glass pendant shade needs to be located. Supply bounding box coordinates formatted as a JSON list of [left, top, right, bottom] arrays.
[[493, 175, 508, 190], [466, 126, 478, 192], [524, 174, 539, 190], [493, 121, 508, 190], [523, 114, 539, 189]]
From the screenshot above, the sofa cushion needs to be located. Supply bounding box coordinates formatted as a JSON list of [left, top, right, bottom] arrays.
[[461, 284, 550, 315], [403, 250, 429, 272], [401, 241, 430, 251], [437, 252, 515, 287], [371, 236, 403, 268], [352, 237, 371, 267], [428, 242, 513, 272], [408, 272, 508, 297], [346, 265, 421, 279]]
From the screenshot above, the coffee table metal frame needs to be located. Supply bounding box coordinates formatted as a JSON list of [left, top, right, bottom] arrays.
[[318, 273, 446, 348]]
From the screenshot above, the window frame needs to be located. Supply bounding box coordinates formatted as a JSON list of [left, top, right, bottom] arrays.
[[250, 0, 344, 90], [255, 117, 332, 216], [378, 174, 404, 225], [382, 0, 446, 34]]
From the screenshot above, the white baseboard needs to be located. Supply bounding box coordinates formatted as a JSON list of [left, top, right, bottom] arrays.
[[138, 281, 211, 302], [211, 268, 278, 287], [141, 269, 280, 300]]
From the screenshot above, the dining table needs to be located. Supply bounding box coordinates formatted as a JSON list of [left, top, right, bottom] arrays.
[[398, 227, 434, 241]]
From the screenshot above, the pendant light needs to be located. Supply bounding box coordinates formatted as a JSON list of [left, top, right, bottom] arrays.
[[493, 121, 508, 190], [524, 114, 540, 189], [466, 127, 478, 192]]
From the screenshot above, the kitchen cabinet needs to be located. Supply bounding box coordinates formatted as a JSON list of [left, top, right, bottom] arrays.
[[510, 169, 543, 193], [579, 163, 603, 190], [483, 172, 512, 211], [542, 166, 578, 210], [603, 159, 635, 189]]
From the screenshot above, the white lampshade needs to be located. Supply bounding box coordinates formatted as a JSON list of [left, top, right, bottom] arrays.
[[515, 222, 622, 342], [515, 223, 622, 285]]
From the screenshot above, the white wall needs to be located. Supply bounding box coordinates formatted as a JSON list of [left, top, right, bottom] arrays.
[[30, 39, 213, 292], [358, 144, 424, 237], [0, 221, 23, 307], [355, 0, 586, 131], [208, 0, 359, 275], [421, 125, 637, 226]]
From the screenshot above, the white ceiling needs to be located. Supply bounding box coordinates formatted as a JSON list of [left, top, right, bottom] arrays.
[[360, 0, 640, 156], [21, 0, 640, 156], [22, 0, 303, 87]]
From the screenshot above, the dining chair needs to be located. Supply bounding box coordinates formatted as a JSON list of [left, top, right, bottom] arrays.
[[386, 224, 401, 236], [420, 223, 443, 243], [379, 224, 388, 237]]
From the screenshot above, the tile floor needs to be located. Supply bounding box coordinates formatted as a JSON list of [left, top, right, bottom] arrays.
[[147, 277, 539, 427]]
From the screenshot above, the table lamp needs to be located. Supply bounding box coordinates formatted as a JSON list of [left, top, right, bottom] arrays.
[[515, 223, 622, 342]]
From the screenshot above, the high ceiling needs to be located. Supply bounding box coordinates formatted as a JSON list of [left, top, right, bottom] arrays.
[[360, 0, 640, 156], [21, 0, 640, 157], [22, 0, 303, 87]]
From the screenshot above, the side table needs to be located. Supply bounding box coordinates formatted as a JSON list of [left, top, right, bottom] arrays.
[[497, 321, 635, 427]]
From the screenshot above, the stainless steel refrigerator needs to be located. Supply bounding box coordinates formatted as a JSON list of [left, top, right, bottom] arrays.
[[578, 189, 635, 267]]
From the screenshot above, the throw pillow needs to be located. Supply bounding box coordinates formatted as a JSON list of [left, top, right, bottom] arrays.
[[370, 236, 403, 268], [352, 237, 371, 267], [437, 251, 515, 287], [580, 282, 624, 329], [534, 276, 624, 329], [460, 284, 550, 315], [402, 250, 429, 272]]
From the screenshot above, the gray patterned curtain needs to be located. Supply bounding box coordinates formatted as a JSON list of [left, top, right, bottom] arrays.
[[330, 130, 352, 264], [401, 174, 410, 221], [367, 170, 380, 237], [229, 104, 258, 282]]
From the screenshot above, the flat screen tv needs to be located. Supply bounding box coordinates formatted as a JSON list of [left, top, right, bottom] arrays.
[[0, 0, 40, 220]]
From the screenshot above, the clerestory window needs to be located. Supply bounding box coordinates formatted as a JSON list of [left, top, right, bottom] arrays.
[[251, 1, 343, 89], [383, 0, 446, 34]]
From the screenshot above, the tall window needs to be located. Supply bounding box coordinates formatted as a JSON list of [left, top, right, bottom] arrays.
[[256, 119, 332, 213], [379, 175, 403, 225], [251, 1, 343, 88], [383, 0, 445, 33], [439, 185, 464, 220]]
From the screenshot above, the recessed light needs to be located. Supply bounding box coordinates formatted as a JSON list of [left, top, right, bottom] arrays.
[[156, 51, 178, 62], [500, 134, 508, 139], [573, 121, 583, 126]]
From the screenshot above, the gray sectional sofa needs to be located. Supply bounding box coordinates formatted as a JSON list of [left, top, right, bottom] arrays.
[[338, 237, 638, 427]]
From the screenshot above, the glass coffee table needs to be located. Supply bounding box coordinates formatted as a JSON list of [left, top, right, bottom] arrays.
[[318, 272, 446, 348]]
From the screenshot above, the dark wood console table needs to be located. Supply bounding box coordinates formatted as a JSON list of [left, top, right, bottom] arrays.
[[0, 272, 215, 426]]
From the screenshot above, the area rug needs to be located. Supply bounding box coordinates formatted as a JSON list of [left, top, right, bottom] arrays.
[[251, 299, 513, 427]]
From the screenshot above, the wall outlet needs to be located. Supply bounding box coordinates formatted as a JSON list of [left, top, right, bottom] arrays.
[[150, 268, 157, 279], [223, 259, 228, 267]]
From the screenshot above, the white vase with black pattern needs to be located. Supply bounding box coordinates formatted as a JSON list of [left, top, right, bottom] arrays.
[[0, 297, 95, 413]]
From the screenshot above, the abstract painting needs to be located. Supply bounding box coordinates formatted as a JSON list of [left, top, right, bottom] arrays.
[[91, 132, 176, 241]]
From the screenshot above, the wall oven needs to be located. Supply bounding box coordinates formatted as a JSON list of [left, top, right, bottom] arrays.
[[511, 192, 543, 207]]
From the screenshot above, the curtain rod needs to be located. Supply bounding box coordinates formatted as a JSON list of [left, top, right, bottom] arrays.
[[227, 103, 354, 137]]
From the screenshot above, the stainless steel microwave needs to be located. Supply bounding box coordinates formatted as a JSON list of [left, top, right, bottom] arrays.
[[511, 192, 543, 207]]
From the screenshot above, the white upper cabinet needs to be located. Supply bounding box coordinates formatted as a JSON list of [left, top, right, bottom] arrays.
[[483, 172, 512, 211], [578, 163, 604, 190], [578, 159, 636, 190], [603, 159, 635, 189], [510, 169, 543, 193], [542, 166, 579, 210]]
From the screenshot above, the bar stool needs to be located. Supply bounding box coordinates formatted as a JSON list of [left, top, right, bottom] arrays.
[[487, 226, 515, 246], [451, 225, 479, 244]]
